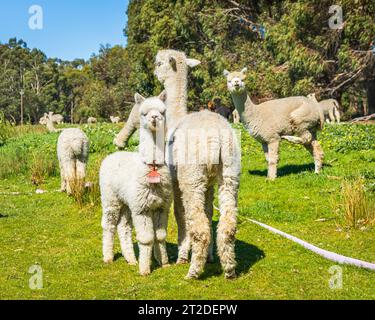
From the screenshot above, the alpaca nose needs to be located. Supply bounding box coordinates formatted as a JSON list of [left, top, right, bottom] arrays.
[[152, 115, 158, 120]]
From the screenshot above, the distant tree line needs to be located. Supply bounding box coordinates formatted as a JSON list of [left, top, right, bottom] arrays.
[[0, 0, 374, 124]]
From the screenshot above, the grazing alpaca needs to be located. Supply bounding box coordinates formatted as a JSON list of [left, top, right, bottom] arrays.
[[100, 92, 172, 276], [57, 128, 89, 195], [307, 93, 341, 123], [224, 68, 324, 179]]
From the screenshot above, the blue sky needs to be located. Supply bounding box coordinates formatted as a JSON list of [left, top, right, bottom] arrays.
[[0, 0, 129, 61]]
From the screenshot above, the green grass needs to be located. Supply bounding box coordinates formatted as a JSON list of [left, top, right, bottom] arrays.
[[0, 123, 374, 300]]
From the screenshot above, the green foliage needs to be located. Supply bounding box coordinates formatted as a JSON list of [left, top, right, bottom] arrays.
[[320, 124, 375, 153]]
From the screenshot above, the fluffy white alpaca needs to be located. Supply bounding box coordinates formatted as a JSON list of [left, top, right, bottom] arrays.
[[57, 128, 89, 195], [100, 92, 172, 276], [87, 117, 97, 124], [40, 112, 59, 133], [110, 116, 121, 124], [39, 112, 64, 125], [224, 68, 324, 180], [307, 93, 341, 123], [155, 50, 241, 279]]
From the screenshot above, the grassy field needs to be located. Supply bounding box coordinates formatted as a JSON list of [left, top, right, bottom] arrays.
[[0, 122, 374, 300]]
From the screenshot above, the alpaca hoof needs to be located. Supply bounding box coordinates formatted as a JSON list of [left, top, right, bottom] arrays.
[[127, 260, 138, 266], [140, 270, 151, 276], [184, 273, 198, 280], [177, 257, 189, 265], [162, 263, 171, 268], [266, 177, 276, 181], [225, 271, 237, 280], [103, 258, 113, 264]]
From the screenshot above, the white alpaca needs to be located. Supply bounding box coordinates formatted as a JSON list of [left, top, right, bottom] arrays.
[[224, 68, 324, 180], [110, 116, 121, 124], [57, 128, 89, 195], [40, 112, 59, 133], [156, 50, 241, 279], [39, 112, 64, 125], [87, 117, 97, 124], [100, 92, 172, 276], [307, 93, 341, 123]]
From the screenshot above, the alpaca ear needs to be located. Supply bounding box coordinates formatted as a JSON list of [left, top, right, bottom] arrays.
[[134, 93, 145, 105], [158, 90, 167, 103], [223, 69, 230, 77], [186, 58, 201, 68], [241, 67, 248, 74]]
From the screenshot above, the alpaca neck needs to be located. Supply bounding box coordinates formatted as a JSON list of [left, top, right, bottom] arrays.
[[231, 90, 257, 124], [164, 65, 188, 131], [139, 124, 165, 165]]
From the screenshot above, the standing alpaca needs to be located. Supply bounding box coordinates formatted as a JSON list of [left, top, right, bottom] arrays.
[[57, 128, 89, 195], [40, 112, 59, 133], [39, 112, 64, 125], [156, 50, 241, 279], [224, 68, 324, 180], [307, 93, 341, 123], [110, 116, 121, 124], [114, 50, 241, 280], [100, 92, 172, 276]]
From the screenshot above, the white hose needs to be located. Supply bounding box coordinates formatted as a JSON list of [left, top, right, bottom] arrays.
[[213, 205, 375, 271], [247, 218, 375, 271]]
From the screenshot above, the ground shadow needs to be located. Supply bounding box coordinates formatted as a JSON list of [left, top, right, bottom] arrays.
[[200, 221, 265, 280], [0, 213, 9, 219], [112, 224, 264, 279], [249, 163, 315, 177]]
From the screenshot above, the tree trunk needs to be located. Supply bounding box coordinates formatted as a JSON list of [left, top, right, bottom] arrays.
[[366, 80, 375, 115]]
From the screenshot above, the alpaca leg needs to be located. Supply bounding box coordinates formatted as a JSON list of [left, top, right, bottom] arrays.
[[205, 186, 215, 263], [281, 136, 304, 144], [217, 175, 238, 279], [334, 108, 341, 123], [59, 163, 66, 192], [133, 213, 154, 276], [262, 143, 269, 162], [267, 141, 280, 180], [63, 160, 76, 195], [117, 207, 137, 265], [153, 208, 170, 267], [173, 184, 190, 264], [75, 159, 86, 192], [101, 204, 121, 264], [305, 140, 324, 174], [183, 183, 211, 279], [328, 108, 335, 123]]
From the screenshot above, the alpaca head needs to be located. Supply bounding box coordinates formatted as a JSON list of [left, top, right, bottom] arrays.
[[154, 49, 201, 84], [39, 113, 48, 125], [136, 91, 167, 132], [223, 68, 248, 94], [307, 93, 318, 102]]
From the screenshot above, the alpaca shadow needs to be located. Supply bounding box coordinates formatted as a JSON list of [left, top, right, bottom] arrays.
[[0, 213, 9, 219], [200, 221, 265, 280], [249, 163, 316, 177]]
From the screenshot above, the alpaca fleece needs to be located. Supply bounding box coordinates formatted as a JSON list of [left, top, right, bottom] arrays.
[[57, 128, 89, 195]]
